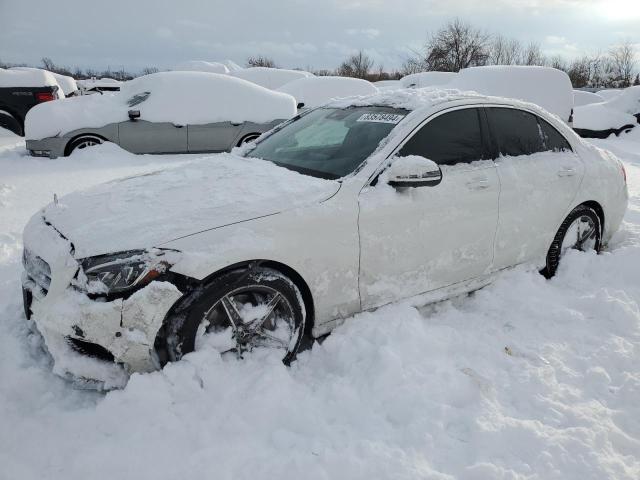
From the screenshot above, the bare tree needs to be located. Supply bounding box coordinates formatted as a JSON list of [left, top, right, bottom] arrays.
[[400, 56, 424, 75], [246, 55, 277, 68], [520, 42, 546, 66], [489, 35, 522, 65], [548, 55, 568, 72], [609, 41, 636, 87], [421, 18, 490, 72], [337, 50, 374, 79], [141, 67, 159, 75], [41, 57, 56, 71], [634, 74, 640, 86]]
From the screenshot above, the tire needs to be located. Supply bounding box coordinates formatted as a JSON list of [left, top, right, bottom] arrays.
[[66, 135, 103, 155], [543, 205, 601, 278], [0, 110, 22, 136], [164, 266, 306, 365], [238, 133, 261, 146]]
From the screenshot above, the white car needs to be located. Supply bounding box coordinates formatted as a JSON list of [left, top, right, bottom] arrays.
[[22, 88, 628, 386]]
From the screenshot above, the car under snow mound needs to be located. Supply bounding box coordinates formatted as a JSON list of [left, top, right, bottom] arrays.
[[573, 89, 605, 107], [277, 76, 378, 109], [231, 67, 314, 90], [24, 71, 297, 157], [400, 71, 456, 89], [573, 86, 640, 138], [171, 60, 230, 75], [447, 66, 574, 124]]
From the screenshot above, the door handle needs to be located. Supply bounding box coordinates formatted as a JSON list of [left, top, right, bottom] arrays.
[[466, 178, 490, 190], [557, 167, 576, 177]]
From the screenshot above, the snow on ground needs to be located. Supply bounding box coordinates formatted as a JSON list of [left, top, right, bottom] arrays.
[[0, 129, 639, 479]]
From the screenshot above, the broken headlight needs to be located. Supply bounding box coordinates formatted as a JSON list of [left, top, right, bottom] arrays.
[[79, 249, 178, 295]]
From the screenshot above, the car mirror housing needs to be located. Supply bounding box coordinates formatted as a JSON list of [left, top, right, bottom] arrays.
[[387, 155, 442, 188], [128, 110, 141, 121]]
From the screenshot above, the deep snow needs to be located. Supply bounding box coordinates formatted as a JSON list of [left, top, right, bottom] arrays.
[[0, 127, 639, 479]]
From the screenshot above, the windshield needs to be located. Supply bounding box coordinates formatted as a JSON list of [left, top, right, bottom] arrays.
[[246, 106, 407, 179]]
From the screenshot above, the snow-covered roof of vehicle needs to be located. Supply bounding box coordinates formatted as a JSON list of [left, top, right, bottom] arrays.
[[573, 86, 640, 131], [171, 60, 230, 75], [447, 66, 573, 122], [400, 71, 456, 89], [277, 76, 379, 108], [231, 67, 314, 90], [596, 89, 623, 101], [0, 67, 59, 88], [604, 86, 640, 115], [573, 89, 605, 107], [25, 71, 297, 140], [9, 67, 77, 96]]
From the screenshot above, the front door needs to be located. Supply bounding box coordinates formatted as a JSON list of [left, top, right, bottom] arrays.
[[118, 120, 188, 154]]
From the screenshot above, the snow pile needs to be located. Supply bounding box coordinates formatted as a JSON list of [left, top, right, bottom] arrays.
[[171, 60, 230, 75], [605, 86, 640, 116], [25, 72, 297, 140], [0, 67, 59, 88], [574, 89, 605, 107], [374, 79, 402, 90], [448, 66, 574, 122], [277, 76, 378, 108], [231, 67, 314, 90], [39, 151, 338, 258], [400, 71, 456, 88], [597, 89, 623, 101], [0, 129, 640, 478]]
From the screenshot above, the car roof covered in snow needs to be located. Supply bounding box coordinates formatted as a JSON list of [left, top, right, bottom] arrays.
[[231, 67, 314, 90], [171, 60, 230, 75], [277, 76, 379, 108], [447, 66, 574, 122], [0, 67, 59, 88], [25, 71, 297, 140], [10, 67, 77, 96], [573, 89, 605, 107]]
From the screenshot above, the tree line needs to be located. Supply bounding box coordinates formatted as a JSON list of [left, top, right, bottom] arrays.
[[2, 19, 638, 88]]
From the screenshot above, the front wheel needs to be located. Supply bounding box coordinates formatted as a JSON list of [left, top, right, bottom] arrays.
[[543, 205, 601, 278], [165, 267, 306, 365], [67, 135, 103, 155]]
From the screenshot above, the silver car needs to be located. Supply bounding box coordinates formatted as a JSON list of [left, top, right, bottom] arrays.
[[25, 71, 297, 158]]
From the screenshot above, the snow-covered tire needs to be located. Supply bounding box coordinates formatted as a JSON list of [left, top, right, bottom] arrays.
[[165, 266, 306, 365], [0, 110, 22, 136], [543, 205, 601, 278], [66, 135, 103, 155]]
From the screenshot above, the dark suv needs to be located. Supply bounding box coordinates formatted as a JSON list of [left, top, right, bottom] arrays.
[[0, 82, 60, 136]]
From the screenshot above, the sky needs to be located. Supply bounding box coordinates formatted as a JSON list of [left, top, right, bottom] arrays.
[[1, 0, 639, 73]]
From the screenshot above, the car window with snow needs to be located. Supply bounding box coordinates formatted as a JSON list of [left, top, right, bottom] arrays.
[[539, 117, 572, 152], [398, 108, 485, 165], [486, 108, 545, 157], [247, 106, 407, 179]]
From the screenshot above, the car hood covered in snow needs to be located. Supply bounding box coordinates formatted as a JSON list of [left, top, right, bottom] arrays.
[[38, 153, 340, 258]]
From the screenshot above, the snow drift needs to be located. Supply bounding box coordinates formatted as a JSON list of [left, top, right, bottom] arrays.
[[277, 76, 378, 108], [25, 71, 297, 140]]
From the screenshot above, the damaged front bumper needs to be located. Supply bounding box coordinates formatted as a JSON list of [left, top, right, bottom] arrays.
[[22, 214, 183, 387]]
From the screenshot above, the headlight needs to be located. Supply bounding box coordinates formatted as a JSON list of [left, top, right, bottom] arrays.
[[79, 249, 178, 295]]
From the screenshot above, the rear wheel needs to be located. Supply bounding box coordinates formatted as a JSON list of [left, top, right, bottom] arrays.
[[67, 135, 103, 155], [0, 110, 22, 136], [165, 267, 306, 365], [543, 205, 601, 277]]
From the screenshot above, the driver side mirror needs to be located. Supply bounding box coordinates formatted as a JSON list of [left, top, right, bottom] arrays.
[[386, 155, 442, 188], [128, 109, 140, 121]]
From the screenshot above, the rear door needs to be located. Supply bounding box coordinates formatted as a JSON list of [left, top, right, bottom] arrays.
[[486, 107, 584, 269], [187, 122, 244, 153], [358, 107, 500, 308], [118, 120, 188, 154]]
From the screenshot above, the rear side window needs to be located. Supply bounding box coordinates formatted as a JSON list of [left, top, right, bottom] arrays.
[[486, 107, 544, 157], [539, 118, 572, 152], [399, 108, 485, 165]]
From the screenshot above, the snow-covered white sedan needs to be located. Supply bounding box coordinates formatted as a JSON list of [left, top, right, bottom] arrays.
[[25, 72, 296, 158], [22, 88, 628, 386]]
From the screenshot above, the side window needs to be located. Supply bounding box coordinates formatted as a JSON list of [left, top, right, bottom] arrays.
[[398, 108, 485, 165], [538, 117, 572, 152], [486, 107, 544, 157]]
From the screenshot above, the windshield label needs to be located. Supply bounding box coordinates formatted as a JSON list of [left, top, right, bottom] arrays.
[[356, 113, 405, 124]]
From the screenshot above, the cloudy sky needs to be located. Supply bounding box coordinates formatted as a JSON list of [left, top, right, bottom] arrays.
[[1, 0, 639, 73]]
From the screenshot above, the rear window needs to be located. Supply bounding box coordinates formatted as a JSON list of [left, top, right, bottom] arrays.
[[486, 107, 544, 157]]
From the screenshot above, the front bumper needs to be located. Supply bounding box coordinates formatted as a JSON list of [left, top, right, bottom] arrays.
[[26, 137, 68, 159], [22, 214, 182, 386]]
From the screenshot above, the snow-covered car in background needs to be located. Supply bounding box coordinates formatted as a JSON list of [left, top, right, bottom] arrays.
[[448, 66, 574, 124], [11, 67, 79, 97], [231, 66, 314, 90], [573, 89, 605, 107], [21, 88, 628, 385], [76, 77, 122, 95], [277, 76, 378, 109], [171, 60, 230, 74], [25, 71, 297, 158], [0, 68, 62, 136], [573, 86, 640, 138]]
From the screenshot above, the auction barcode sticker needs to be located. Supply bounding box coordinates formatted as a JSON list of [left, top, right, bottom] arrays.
[[356, 113, 405, 124]]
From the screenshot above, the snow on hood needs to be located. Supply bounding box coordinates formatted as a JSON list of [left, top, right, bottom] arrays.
[[447, 66, 574, 122], [277, 76, 378, 108], [231, 67, 314, 90], [25, 71, 297, 140], [0, 67, 59, 88], [38, 153, 339, 258]]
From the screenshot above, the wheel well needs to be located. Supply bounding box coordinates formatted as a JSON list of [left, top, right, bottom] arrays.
[[580, 200, 605, 234], [202, 260, 316, 336], [64, 133, 107, 156], [236, 132, 261, 147]]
